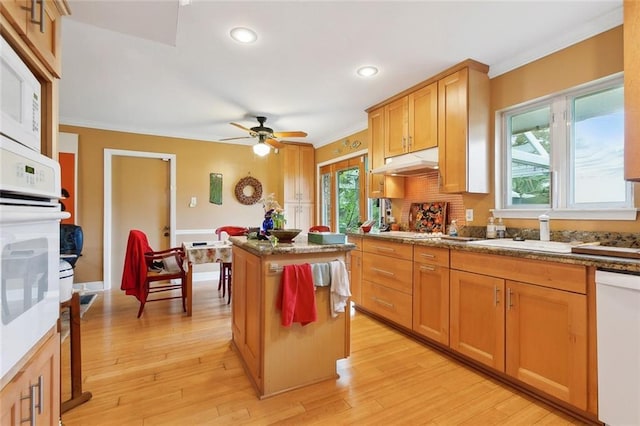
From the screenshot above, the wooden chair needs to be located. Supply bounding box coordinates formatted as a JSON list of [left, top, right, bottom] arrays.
[[215, 226, 248, 304], [309, 225, 331, 233], [121, 230, 187, 318]]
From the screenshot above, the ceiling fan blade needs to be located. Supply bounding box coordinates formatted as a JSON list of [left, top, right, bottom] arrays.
[[230, 122, 252, 132], [273, 131, 308, 138], [219, 136, 251, 141], [265, 138, 285, 149]]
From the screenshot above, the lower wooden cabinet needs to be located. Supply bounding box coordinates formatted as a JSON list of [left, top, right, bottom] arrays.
[[349, 249, 362, 305], [450, 270, 505, 370], [413, 246, 450, 345], [505, 280, 587, 410], [1, 329, 60, 425]]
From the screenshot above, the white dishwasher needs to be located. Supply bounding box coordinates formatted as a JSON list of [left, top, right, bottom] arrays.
[[596, 269, 640, 426]]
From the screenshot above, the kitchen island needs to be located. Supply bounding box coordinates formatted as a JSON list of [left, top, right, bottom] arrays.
[[228, 236, 355, 399]]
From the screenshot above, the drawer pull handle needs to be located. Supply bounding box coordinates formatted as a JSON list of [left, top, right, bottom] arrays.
[[371, 267, 394, 277], [507, 288, 514, 309], [494, 286, 500, 307], [420, 253, 435, 258], [21, 375, 43, 426], [420, 265, 435, 272], [373, 297, 394, 308]]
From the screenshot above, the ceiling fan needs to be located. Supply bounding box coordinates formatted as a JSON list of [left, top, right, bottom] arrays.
[[220, 116, 308, 156]]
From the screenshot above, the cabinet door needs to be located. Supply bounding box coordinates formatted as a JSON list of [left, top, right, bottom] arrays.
[[438, 69, 469, 193], [368, 107, 386, 199], [297, 145, 314, 203], [349, 249, 362, 305], [384, 97, 408, 157], [625, 0, 640, 181], [231, 247, 262, 382], [450, 270, 505, 370], [413, 262, 449, 345], [408, 82, 438, 152], [25, 0, 62, 77], [506, 281, 588, 410], [283, 146, 300, 203], [0, 332, 60, 426]]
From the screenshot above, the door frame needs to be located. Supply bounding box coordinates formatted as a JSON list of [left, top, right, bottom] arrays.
[[103, 149, 177, 290]]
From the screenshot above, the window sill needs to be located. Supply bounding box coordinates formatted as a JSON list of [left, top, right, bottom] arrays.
[[492, 208, 638, 221]]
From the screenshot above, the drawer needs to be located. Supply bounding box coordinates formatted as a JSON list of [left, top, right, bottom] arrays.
[[363, 238, 413, 260], [363, 253, 413, 294], [362, 280, 412, 329], [414, 245, 449, 267], [347, 235, 363, 251], [451, 251, 586, 294]]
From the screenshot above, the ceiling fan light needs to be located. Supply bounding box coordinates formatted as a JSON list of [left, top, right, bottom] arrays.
[[357, 66, 379, 78], [253, 141, 271, 156], [230, 27, 258, 44]]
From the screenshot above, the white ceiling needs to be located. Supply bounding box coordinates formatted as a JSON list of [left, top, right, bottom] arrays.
[[60, 0, 623, 148]]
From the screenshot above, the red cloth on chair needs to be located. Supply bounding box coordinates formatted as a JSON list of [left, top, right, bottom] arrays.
[[276, 263, 317, 327], [120, 230, 152, 302]]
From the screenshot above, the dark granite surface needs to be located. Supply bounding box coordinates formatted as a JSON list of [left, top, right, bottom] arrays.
[[347, 230, 640, 273], [230, 235, 355, 257]]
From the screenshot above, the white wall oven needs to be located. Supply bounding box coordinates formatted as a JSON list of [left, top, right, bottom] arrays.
[[0, 132, 67, 381], [1, 35, 42, 153]]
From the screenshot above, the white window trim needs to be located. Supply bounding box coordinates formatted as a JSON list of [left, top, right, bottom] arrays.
[[494, 73, 636, 221]]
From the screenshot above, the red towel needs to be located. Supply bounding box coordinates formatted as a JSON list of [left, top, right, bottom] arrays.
[[120, 230, 152, 302], [276, 263, 317, 326]]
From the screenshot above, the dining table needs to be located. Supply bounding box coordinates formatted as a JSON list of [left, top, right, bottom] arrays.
[[182, 241, 233, 316]]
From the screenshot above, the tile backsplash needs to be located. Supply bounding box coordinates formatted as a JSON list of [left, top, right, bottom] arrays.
[[399, 171, 465, 227]]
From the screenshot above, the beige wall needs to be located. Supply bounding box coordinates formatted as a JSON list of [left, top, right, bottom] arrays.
[[315, 129, 368, 164], [485, 25, 638, 232], [60, 125, 283, 283]]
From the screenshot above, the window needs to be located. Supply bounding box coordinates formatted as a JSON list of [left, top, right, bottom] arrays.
[[319, 156, 367, 232], [496, 74, 634, 220]]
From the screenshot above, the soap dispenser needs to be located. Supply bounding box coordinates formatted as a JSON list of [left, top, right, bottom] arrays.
[[539, 214, 550, 241], [486, 216, 497, 239], [448, 220, 458, 237]]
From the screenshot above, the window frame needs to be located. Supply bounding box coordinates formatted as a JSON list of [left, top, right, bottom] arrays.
[[494, 73, 636, 221]]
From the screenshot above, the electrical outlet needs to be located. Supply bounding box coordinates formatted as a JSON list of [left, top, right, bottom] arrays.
[[465, 209, 474, 222]]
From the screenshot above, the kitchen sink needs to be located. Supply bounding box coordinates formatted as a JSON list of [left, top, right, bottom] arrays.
[[466, 239, 579, 253]]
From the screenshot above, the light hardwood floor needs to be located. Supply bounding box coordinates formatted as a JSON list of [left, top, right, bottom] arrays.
[[61, 281, 583, 425]]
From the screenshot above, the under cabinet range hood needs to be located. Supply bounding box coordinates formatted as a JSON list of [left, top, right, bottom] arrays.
[[370, 148, 439, 176]]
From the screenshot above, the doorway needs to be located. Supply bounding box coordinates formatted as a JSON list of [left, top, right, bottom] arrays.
[[103, 149, 176, 290]]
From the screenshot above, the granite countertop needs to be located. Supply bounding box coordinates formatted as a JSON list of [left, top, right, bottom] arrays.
[[347, 232, 640, 273], [229, 235, 356, 257]]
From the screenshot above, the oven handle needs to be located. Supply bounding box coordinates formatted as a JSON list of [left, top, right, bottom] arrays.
[[1, 210, 69, 223]]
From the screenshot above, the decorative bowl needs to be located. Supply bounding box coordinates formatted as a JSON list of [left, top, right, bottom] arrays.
[[269, 229, 302, 243], [361, 225, 372, 233]]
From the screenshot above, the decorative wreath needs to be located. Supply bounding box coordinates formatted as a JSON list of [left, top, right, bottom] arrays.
[[234, 176, 263, 205]]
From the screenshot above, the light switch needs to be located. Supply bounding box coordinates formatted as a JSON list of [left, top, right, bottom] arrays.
[[189, 196, 197, 208], [465, 209, 474, 222]]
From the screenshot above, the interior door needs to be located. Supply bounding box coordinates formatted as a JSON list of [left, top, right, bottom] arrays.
[[111, 156, 170, 285]]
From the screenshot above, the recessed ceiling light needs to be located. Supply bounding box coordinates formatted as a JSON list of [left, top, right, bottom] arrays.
[[357, 66, 379, 78], [230, 27, 258, 44]]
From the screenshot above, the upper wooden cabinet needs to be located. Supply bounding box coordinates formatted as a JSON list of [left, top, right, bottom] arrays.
[[624, 0, 640, 181], [282, 143, 315, 229], [367, 107, 405, 199], [438, 66, 490, 193], [385, 82, 438, 158], [1, 0, 68, 77]]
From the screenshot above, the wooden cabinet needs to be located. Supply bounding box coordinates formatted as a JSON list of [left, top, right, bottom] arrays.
[[347, 236, 363, 304], [283, 143, 315, 229], [231, 245, 350, 398], [361, 239, 413, 328], [505, 280, 587, 410], [450, 251, 588, 410], [231, 246, 263, 382], [385, 83, 438, 158], [438, 65, 490, 193], [0, 0, 67, 77], [412, 246, 450, 345], [367, 107, 405, 199], [450, 269, 505, 370], [1, 330, 60, 425], [624, 0, 640, 181]]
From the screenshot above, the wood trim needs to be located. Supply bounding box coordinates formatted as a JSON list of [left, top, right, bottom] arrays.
[[586, 266, 598, 415], [365, 59, 489, 112]]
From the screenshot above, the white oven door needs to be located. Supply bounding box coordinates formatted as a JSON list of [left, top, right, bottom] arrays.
[[0, 205, 66, 381]]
